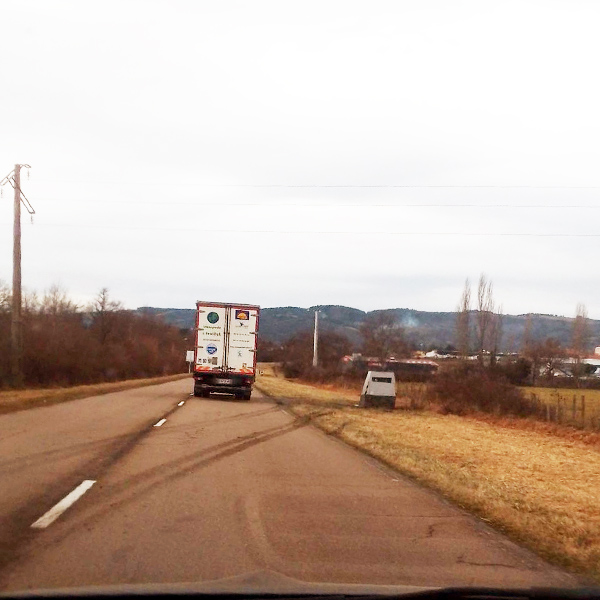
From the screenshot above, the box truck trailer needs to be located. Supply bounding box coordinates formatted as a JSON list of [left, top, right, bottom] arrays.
[[192, 301, 260, 400]]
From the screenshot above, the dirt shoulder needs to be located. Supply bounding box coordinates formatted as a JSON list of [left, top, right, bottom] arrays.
[[255, 367, 600, 583], [0, 373, 190, 415]]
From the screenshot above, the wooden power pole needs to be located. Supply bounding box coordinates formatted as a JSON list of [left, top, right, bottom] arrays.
[[312, 309, 319, 368], [1, 164, 33, 387], [12, 164, 23, 386]]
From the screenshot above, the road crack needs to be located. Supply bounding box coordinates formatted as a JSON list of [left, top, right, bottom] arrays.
[[457, 554, 522, 570]]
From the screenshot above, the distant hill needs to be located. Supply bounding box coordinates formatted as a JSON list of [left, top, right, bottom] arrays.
[[135, 305, 600, 352]]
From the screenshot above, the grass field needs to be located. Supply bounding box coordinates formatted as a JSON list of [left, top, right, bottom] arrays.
[[523, 386, 600, 429], [0, 373, 190, 415], [255, 365, 600, 582]]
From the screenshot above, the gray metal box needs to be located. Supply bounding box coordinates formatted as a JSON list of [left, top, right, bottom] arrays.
[[359, 371, 396, 409]]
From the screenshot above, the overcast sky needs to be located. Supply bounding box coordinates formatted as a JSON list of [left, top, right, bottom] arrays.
[[1, 0, 599, 319]]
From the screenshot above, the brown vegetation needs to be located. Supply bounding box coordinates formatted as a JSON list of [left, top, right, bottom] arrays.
[[280, 329, 354, 380], [427, 362, 541, 418], [0, 284, 188, 388]]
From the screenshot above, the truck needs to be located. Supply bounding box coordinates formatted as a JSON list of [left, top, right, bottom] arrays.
[[192, 301, 260, 400]]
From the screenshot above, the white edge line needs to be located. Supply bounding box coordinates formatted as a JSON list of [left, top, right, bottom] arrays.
[[178, 401, 185, 406], [31, 480, 96, 529], [154, 418, 167, 427]]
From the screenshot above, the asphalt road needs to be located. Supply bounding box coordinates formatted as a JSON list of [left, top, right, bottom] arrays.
[[0, 379, 582, 592]]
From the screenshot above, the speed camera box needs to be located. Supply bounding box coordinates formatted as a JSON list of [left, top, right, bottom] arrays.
[[359, 371, 396, 409]]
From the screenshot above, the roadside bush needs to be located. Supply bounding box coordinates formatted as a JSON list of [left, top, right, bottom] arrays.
[[427, 362, 541, 418], [256, 338, 284, 362], [0, 285, 187, 388], [282, 361, 304, 379], [281, 329, 353, 381], [495, 357, 531, 386]]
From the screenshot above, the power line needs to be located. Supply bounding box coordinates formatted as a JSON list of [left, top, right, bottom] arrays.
[[28, 180, 600, 189], [20, 199, 600, 209], [9, 223, 599, 237]]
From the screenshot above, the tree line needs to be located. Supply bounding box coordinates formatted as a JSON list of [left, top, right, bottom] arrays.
[[455, 274, 596, 387], [0, 284, 187, 388], [257, 274, 596, 389], [257, 310, 413, 380]]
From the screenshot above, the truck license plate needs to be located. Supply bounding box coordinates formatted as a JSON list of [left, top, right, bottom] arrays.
[[215, 378, 233, 385]]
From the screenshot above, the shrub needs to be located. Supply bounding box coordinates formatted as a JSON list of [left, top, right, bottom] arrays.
[[427, 362, 541, 418], [495, 357, 531, 386], [280, 329, 353, 381]]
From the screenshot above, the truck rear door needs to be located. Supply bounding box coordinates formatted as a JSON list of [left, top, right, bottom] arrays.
[[195, 304, 227, 371], [226, 306, 259, 374]]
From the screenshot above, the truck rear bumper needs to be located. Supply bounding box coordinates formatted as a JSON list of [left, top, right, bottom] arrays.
[[193, 373, 254, 399], [196, 384, 251, 395]]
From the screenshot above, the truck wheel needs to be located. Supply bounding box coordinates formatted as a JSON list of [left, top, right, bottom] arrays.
[[193, 386, 201, 397], [243, 391, 251, 401]]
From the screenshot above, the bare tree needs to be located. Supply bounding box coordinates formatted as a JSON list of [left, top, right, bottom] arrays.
[[475, 274, 495, 365], [90, 287, 123, 345], [539, 338, 565, 380], [571, 303, 589, 387], [455, 278, 471, 357], [282, 329, 352, 378], [488, 304, 503, 367], [522, 314, 538, 384], [360, 311, 409, 363], [40, 284, 78, 316], [0, 280, 11, 313], [522, 314, 533, 352]]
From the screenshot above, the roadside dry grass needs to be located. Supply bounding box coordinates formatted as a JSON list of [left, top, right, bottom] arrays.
[[0, 373, 190, 415], [257, 364, 427, 407], [255, 364, 600, 581], [256, 366, 356, 406]]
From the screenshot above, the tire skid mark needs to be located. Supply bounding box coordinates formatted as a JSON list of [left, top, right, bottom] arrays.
[[16, 414, 308, 559], [180, 404, 279, 429], [0, 399, 185, 582], [0, 436, 132, 476]]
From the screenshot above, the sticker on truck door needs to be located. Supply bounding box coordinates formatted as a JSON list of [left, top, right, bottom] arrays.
[[235, 310, 249, 320], [206, 343, 218, 355]]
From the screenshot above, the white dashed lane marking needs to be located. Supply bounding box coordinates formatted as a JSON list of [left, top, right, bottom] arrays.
[[31, 401, 185, 531], [31, 480, 96, 529], [31, 400, 186, 530]]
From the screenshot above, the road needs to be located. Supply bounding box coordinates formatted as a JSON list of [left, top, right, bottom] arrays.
[[0, 379, 582, 592]]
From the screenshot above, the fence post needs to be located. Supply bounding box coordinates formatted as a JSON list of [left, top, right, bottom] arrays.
[[558, 397, 562, 423], [572, 395, 576, 424], [581, 396, 586, 428]]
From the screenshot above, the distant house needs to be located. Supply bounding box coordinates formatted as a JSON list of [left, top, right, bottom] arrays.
[[549, 357, 600, 378]]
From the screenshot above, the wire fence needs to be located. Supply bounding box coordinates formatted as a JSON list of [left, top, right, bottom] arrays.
[[528, 392, 600, 430]]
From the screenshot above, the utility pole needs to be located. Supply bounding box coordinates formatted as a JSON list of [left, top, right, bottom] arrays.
[[1, 164, 34, 387], [12, 165, 23, 387], [312, 309, 319, 368]]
